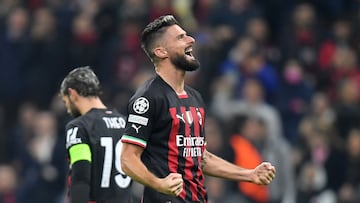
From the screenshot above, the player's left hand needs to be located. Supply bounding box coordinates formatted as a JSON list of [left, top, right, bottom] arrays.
[[251, 162, 276, 185]]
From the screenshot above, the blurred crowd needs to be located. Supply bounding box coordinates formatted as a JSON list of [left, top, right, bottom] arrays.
[[1, 0, 360, 202]]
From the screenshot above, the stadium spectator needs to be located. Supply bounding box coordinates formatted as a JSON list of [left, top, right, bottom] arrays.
[[212, 78, 283, 141], [334, 78, 360, 140], [0, 7, 29, 102], [0, 165, 18, 202], [229, 115, 295, 203], [17, 111, 66, 203], [275, 59, 314, 143]]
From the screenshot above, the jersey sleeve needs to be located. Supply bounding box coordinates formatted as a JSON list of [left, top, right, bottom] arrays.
[[65, 122, 92, 165], [121, 94, 155, 148]]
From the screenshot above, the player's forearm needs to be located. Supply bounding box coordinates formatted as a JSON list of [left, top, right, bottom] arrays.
[[121, 148, 162, 190], [202, 150, 254, 182], [123, 158, 161, 189]]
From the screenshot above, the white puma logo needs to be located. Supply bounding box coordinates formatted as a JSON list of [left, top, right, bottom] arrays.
[[131, 124, 141, 133], [176, 114, 185, 123]]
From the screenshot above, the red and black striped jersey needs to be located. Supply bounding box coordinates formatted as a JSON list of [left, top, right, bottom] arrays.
[[121, 75, 208, 203], [65, 108, 133, 202]]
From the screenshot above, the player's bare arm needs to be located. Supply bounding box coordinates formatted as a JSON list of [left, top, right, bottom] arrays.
[[121, 143, 183, 196], [201, 149, 276, 185]]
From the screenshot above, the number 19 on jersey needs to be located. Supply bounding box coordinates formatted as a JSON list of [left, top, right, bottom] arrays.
[[100, 137, 131, 188]]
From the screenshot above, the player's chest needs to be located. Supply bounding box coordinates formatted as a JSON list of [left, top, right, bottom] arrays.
[[164, 96, 205, 134]]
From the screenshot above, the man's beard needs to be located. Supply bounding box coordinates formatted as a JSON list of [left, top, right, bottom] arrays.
[[68, 98, 81, 117], [170, 53, 200, 71]]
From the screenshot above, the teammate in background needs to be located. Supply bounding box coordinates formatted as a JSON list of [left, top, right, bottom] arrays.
[[120, 15, 276, 203], [60, 67, 132, 203]]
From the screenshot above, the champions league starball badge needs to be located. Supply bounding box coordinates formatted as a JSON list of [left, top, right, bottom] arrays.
[[133, 97, 149, 114]]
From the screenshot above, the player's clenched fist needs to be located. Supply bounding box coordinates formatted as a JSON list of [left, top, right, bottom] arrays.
[[251, 162, 276, 185], [158, 173, 184, 196]]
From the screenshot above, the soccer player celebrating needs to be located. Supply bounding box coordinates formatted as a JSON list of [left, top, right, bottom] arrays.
[[60, 67, 132, 203], [120, 15, 276, 203]]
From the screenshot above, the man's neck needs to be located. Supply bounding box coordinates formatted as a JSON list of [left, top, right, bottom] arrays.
[[78, 97, 107, 115], [155, 63, 186, 94]]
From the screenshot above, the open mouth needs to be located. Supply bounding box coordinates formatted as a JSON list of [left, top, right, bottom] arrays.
[[185, 47, 194, 58]]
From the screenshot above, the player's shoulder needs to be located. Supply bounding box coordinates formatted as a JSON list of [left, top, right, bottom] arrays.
[[88, 108, 125, 119], [131, 75, 169, 101], [65, 115, 86, 130], [65, 116, 87, 149], [66, 109, 125, 128], [105, 109, 126, 119]]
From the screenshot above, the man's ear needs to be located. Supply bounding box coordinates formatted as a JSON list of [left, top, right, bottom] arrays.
[[153, 47, 168, 59], [68, 88, 79, 101]]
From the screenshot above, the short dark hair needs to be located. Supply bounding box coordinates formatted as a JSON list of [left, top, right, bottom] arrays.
[[141, 15, 179, 61], [60, 66, 101, 97]]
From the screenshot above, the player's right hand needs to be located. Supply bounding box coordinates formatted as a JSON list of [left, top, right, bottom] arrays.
[[159, 173, 183, 196]]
